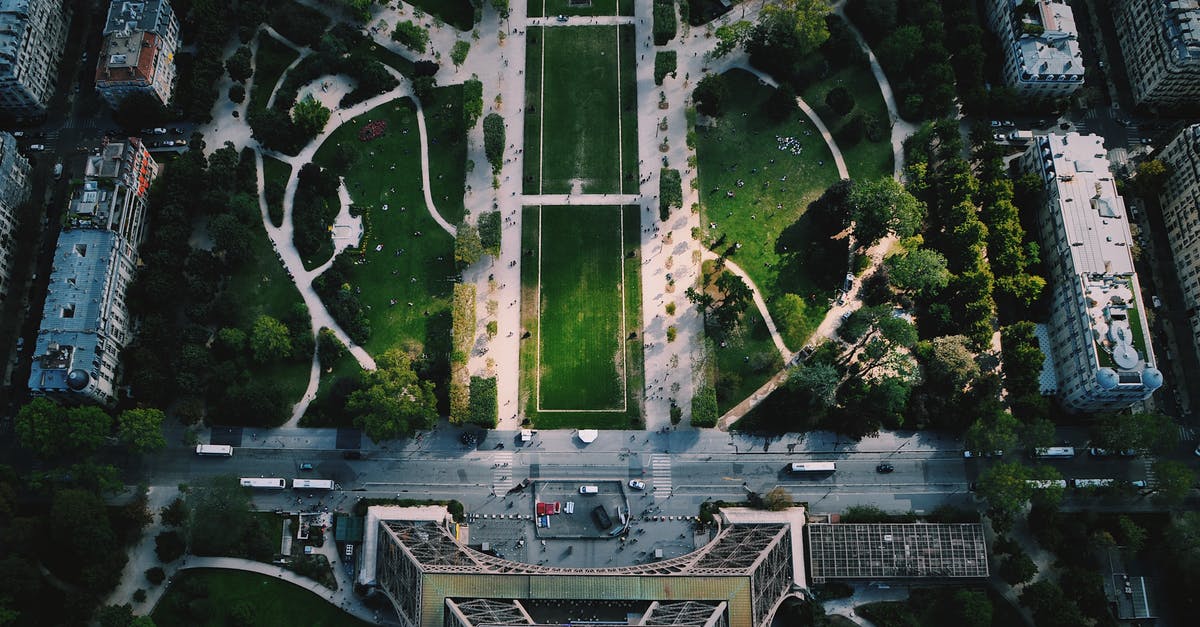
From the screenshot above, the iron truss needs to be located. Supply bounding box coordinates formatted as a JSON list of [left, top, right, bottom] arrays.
[[639, 601, 728, 626], [380, 520, 790, 577], [444, 598, 533, 626]]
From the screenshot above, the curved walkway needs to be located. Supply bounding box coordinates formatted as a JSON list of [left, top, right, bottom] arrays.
[[701, 250, 792, 361], [414, 99, 457, 236], [174, 557, 375, 623]]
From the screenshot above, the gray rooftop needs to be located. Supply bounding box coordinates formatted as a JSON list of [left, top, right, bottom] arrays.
[[807, 523, 989, 581], [1044, 133, 1133, 275], [1163, 0, 1200, 63], [1015, 0, 1084, 81], [103, 0, 173, 36]]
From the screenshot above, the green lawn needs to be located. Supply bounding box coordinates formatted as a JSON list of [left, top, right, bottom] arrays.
[[262, 155, 290, 227], [406, 0, 477, 31], [800, 62, 894, 181], [520, 205, 644, 428], [301, 346, 362, 428], [536, 205, 626, 410], [695, 69, 846, 351], [528, 0, 635, 17], [312, 97, 456, 362], [152, 569, 369, 627], [523, 25, 638, 194], [422, 83, 468, 225], [251, 32, 299, 115], [350, 36, 415, 77], [714, 306, 783, 415]]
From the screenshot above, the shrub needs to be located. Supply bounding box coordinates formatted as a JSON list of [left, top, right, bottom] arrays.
[[479, 211, 501, 254], [483, 113, 505, 173], [145, 566, 166, 585], [228, 84, 246, 103], [155, 530, 186, 563], [392, 20, 429, 52], [659, 168, 682, 217], [667, 326, 677, 342], [693, 73, 729, 117], [450, 284, 476, 422], [467, 376, 498, 428], [825, 86, 855, 117], [654, 50, 677, 85], [451, 40, 471, 67], [225, 46, 253, 82], [653, 0, 677, 46], [463, 79, 484, 128], [691, 385, 718, 427]]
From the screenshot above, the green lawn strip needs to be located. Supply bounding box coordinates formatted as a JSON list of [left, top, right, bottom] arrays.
[[262, 155, 291, 227], [251, 32, 299, 116], [538, 205, 625, 410], [529, 0, 634, 18], [406, 0, 477, 31], [522, 27, 544, 194], [537, 25, 627, 194], [519, 205, 642, 428], [350, 37, 415, 77], [713, 306, 783, 415], [422, 84, 468, 225], [312, 98, 456, 366], [618, 24, 639, 194], [799, 63, 894, 181], [152, 569, 370, 627], [224, 213, 311, 410], [695, 69, 843, 351]]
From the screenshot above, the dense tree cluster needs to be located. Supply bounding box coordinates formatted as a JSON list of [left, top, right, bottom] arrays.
[[652, 0, 677, 46], [483, 113, 506, 173], [291, 162, 341, 266], [349, 349, 439, 441], [478, 211, 501, 254], [312, 251, 372, 344], [654, 50, 677, 86], [393, 20, 430, 53], [463, 78, 484, 128]]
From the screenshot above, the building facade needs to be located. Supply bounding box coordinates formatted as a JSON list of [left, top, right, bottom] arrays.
[[0, 0, 69, 117], [1018, 133, 1162, 413], [1111, 0, 1200, 108], [28, 138, 156, 405], [0, 130, 30, 308], [1157, 124, 1200, 358], [95, 0, 179, 107], [985, 0, 1085, 98]]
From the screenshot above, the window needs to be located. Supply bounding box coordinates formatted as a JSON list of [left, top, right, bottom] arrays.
[[61, 304, 75, 318]]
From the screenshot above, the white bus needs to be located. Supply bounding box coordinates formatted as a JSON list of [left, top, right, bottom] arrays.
[[240, 477, 286, 489], [1072, 478, 1114, 489], [195, 444, 233, 457], [1033, 447, 1075, 459], [789, 462, 836, 473], [1026, 479, 1068, 489], [292, 479, 334, 490]]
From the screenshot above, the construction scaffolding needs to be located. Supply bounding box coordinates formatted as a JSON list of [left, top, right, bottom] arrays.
[[807, 523, 989, 582]]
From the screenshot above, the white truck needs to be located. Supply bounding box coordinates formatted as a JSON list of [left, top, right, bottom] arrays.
[[1008, 130, 1034, 142]]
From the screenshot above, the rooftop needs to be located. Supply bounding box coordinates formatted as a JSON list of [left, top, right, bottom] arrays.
[[1014, 0, 1085, 81], [807, 523, 989, 581], [102, 0, 174, 37], [1163, 0, 1200, 63]]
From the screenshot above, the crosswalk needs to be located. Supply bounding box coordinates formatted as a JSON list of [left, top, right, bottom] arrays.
[[1143, 457, 1157, 486], [650, 454, 672, 499], [492, 451, 514, 494], [1179, 426, 1196, 442]]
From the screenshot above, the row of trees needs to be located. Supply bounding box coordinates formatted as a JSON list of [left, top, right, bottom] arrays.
[[845, 0, 955, 120]]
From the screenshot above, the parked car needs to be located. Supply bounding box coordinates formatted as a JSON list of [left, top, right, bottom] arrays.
[[628, 480, 646, 490], [876, 463, 894, 473], [299, 462, 314, 471], [993, 133, 1006, 142], [990, 120, 1003, 128], [1089, 447, 1112, 457]]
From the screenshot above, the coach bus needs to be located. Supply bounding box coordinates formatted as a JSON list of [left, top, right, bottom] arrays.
[[1033, 446, 1075, 459], [292, 479, 335, 490], [789, 462, 836, 473], [240, 477, 286, 489], [1071, 478, 1114, 489], [1026, 479, 1068, 489], [195, 444, 233, 457]]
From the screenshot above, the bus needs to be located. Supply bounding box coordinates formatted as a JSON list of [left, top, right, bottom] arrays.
[[789, 462, 836, 473], [240, 477, 286, 489], [1033, 447, 1075, 459], [292, 479, 334, 490], [1026, 479, 1068, 489], [195, 444, 233, 457], [1072, 478, 1114, 489]]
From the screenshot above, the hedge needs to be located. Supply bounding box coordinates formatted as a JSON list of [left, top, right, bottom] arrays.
[[653, 0, 678, 46], [450, 283, 476, 422], [479, 211, 501, 254], [659, 168, 682, 220], [654, 51, 677, 86], [467, 376, 498, 428], [483, 113, 505, 173], [691, 384, 718, 427]]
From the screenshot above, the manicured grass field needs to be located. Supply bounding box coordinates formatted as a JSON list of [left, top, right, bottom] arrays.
[[523, 25, 638, 194], [250, 32, 299, 115], [713, 306, 783, 414], [262, 155, 290, 227], [537, 205, 626, 410], [152, 569, 369, 627], [406, 0, 477, 31], [528, 0, 635, 17], [695, 69, 846, 351], [800, 62, 894, 181], [311, 96, 457, 362], [520, 205, 644, 428]]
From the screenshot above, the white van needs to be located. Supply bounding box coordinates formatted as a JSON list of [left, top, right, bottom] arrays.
[[579, 485, 598, 494]]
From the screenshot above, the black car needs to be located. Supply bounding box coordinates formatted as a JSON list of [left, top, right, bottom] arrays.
[[876, 463, 894, 473]]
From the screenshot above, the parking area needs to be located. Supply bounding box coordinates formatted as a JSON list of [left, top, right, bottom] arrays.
[[532, 480, 627, 539]]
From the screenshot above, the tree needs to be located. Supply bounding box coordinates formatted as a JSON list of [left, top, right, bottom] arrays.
[[48, 489, 126, 591], [483, 113, 505, 173], [450, 40, 470, 67], [348, 349, 439, 441], [228, 83, 246, 103], [155, 530, 186, 562], [225, 46, 253, 82], [711, 271, 753, 331], [1134, 158, 1171, 195], [693, 73, 730, 117], [1019, 581, 1086, 627], [1151, 460, 1195, 507], [462, 78, 483, 127], [998, 548, 1038, 585], [97, 604, 136, 627], [250, 315, 292, 362], [117, 408, 167, 452], [763, 487, 793, 511], [454, 221, 484, 266], [1118, 515, 1147, 552], [185, 476, 271, 561], [964, 411, 1020, 455], [824, 86, 855, 117], [787, 362, 839, 409], [652, 0, 677, 45], [849, 178, 924, 247], [145, 566, 166, 585], [712, 20, 753, 58], [975, 461, 1033, 518], [14, 398, 67, 458], [922, 335, 979, 391], [1021, 417, 1057, 450], [160, 497, 189, 527], [759, 0, 830, 57], [411, 75, 438, 102], [1094, 412, 1179, 454], [887, 248, 949, 296], [764, 83, 798, 122], [113, 91, 169, 130], [292, 94, 331, 136], [392, 20, 429, 52], [952, 589, 993, 627]]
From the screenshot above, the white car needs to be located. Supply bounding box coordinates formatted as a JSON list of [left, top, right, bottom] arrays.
[[628, 480, 646, 490], [27, 144, 44, 151]]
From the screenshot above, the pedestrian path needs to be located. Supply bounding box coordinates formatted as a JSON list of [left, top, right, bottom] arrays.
[[522, 193, 642, 206], [493, 451, 515, 494], [650, 454, 672, 499], [414, 99, 458, 237], [702, 250, 793, 361]]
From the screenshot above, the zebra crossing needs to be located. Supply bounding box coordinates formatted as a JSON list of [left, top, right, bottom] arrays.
[[1179, 425, 1196, 442], [650, 454, 672, 499], [492, 451, 514, 494], [1143, 457, 1157, 486]]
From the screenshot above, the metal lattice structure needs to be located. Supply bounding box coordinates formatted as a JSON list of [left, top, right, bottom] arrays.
[[374, 518, 795, 627], [807, 523, 989, 582], [443, 598, 533, 626], [639, 601, 727, 626]]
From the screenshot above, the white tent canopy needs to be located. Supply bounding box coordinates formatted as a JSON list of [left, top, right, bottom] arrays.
[[577, 429, 598, 443]]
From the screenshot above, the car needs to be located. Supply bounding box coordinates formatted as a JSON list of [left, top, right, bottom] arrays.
[[27, 144, 43, 151], [840, 310, 852, 322], [556, 14, 567, 22], [344, 543, 354, 557], [11, 131, 22, 137], [1002, 120, 1015, 127], [628, 480, 646, 490], [299, 462, 314, 471], [1089, 447, 1112, 457], [990, 120, 1003, 128], [1131, 480, 1147, 488], [172, 139, 188, 146], [876, 463, 894, 473], [963, 450, 975, 458], [1118, 448, 1138, 457], [984, 450, 1004, 457], [579, 485, 598, 494], [1141, 138, 1153, 145], [1152, 295, 1163, 308], [994, 133, 1007, 142]]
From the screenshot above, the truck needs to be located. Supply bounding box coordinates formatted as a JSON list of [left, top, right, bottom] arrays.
[[1008, 130, 1034, 142], [195, 444, 233, 457], [789, 462, 836, 473], [240, 477, 286, 489]]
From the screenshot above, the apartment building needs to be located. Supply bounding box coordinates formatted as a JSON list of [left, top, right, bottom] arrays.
[[0, 0, 68, 117], [1017, 133, 1163, 413], [0, 130, 30, 307], [1111, 0, 1200, 108], [985, 0, 1085, 98], [1157, 124, 1200, 356], [28, 138, 157, 405], [95, 0, 179, 107]]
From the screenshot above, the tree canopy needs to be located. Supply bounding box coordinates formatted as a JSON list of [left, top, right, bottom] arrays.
[[117, 408, 167, 452], [348, 349, 439, 441], [849, 178, 925, 247]]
